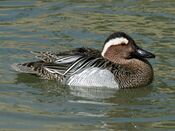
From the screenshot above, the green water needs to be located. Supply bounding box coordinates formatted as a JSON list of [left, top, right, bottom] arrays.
[[0, 0, 175, 130]]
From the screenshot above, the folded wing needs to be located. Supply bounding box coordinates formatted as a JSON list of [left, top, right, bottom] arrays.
[[12, 48, 105, 80]]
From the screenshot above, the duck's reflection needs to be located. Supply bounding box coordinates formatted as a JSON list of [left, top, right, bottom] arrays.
[[69, 85, 118, 99], [14, 73, 154, 130]]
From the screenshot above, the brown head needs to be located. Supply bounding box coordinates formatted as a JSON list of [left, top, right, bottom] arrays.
[[101, 32, 155, 64]]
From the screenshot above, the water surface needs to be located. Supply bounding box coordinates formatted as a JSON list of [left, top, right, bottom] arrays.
[[0, 0, 175, 130]]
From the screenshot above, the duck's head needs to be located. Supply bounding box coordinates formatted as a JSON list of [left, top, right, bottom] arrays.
[[101, 32, 155, 63]]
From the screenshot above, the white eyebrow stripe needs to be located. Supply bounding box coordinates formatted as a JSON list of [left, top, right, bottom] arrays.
[[101, 37, 128, 57]]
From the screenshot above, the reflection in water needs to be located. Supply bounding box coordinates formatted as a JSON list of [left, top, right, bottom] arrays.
[[14, 73, 154, 130], [69, 86, 118, 99]]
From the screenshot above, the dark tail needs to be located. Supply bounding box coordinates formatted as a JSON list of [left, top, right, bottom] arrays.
[[11, 61, 43, 74]]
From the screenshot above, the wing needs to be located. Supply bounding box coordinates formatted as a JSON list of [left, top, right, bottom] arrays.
[[31, 47, 101, 63], [12, 48, 105, 80], [41, 48, 105, 77]]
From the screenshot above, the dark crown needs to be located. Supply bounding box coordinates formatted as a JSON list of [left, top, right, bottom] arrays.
[[104, 32, 133, 44]]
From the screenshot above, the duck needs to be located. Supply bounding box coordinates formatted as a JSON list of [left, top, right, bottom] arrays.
[[12, 32, 155, 89]]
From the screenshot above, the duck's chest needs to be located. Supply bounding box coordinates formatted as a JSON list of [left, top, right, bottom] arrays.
[[67, 67, 119, 88]]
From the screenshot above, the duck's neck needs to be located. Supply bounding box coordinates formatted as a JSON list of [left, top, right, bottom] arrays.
[[114, 59, 154, 88]]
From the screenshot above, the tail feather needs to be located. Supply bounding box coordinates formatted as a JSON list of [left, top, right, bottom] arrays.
[[11, 63, 37, 74]]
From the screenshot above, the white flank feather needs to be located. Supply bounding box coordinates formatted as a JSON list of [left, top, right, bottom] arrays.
[[67, 67, 119, 88]]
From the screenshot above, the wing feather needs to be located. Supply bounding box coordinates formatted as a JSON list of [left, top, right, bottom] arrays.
[[12, 48, 104, 80]]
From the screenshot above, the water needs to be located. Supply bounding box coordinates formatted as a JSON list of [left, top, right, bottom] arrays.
[[0, 0, 175, 130]]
